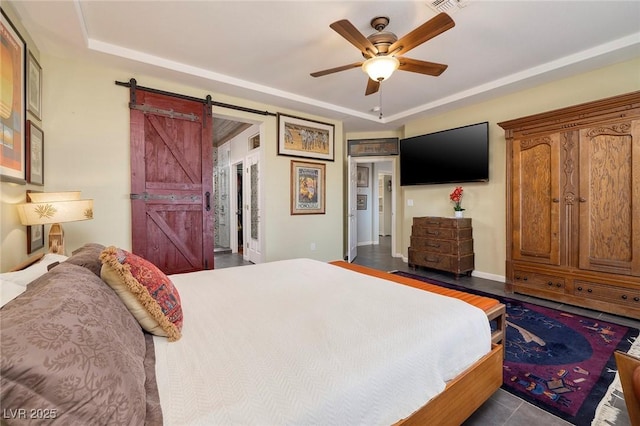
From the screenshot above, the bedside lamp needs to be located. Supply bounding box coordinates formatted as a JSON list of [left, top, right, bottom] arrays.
[[16, 191, 94, 254]]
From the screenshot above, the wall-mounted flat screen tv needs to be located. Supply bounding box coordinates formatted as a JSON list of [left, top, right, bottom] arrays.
[[400, 121, 489, 186]]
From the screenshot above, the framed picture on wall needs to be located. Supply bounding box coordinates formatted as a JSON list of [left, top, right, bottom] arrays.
[[291, 160, 325, 215], [27, 50, 42, 120], [27, 223, 44, 254], [249, 132, 260, 150], [357, 194, 367, 210], [0, 9, 26, 184], [26, 120, 44, 185], [357, 166, 369, 187], [278, 113, 334, 161], [348, 137, 399, 157], [26, 190, 44, 253]]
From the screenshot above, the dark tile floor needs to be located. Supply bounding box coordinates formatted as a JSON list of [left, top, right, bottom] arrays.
[[214, 237, 638, 425]]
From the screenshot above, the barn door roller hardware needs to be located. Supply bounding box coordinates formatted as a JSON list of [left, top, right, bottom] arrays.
[[116, 78, 277, 117]]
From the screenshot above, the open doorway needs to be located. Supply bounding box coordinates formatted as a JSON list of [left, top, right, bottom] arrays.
[[212, 115, 261, 267], [349, 157, 397, 260]]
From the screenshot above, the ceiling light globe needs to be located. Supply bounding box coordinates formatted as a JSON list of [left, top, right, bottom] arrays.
[[362, 56, 400, 82]]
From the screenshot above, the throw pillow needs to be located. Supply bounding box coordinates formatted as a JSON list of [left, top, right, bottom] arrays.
[[100, 246, 183, 341]]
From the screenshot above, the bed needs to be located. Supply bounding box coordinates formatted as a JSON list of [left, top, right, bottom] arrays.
[[0, 244, 504, 425]]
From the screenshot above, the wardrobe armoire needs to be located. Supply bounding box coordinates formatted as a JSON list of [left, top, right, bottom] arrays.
[[499, 91, 640, 319]]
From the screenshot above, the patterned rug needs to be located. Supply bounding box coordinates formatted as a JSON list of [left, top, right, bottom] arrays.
[[392, 271, 639, 426]]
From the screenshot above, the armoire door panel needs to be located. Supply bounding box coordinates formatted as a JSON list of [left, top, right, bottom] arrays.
[[579, 119, 640, 276], [512, 134, 561, 265]]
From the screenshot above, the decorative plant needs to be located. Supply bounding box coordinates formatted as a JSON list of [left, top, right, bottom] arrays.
[[450, 186, 464, 211]]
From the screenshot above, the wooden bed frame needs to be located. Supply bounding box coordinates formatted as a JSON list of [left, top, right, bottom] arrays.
[[331, 261, 506, 424], [9, 253, 45, 272], [398, 343, 503, 425]]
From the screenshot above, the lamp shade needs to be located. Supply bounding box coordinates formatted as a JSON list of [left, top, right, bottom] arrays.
[[27, 191, 81, 202], [17, 199, 94, 226], [362, 56, 400, 82]]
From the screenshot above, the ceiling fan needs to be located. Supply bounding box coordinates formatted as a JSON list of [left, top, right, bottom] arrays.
[[310, 13, 455, 96]]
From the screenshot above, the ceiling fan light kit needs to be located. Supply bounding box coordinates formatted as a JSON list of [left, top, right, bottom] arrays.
[[311, 12, 455, 96], [362, 56, 400, 82]]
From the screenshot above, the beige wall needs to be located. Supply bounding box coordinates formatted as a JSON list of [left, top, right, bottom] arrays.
[[387, 58, 640, 280], [0, 4, 42, 271], [1, 1, 637, 274], [1, 50, 344, 271]]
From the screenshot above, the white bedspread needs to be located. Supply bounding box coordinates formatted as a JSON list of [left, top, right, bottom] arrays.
[[154, 258, 491, 425]]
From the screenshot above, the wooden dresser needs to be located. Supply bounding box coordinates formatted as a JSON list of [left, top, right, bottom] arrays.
[[408, 216, 474, 277], [499, 91, 640, 319]]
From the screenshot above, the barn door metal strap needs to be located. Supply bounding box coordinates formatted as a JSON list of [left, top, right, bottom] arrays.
[[129, 104, 200, 121], [130, 192, 201, 202]]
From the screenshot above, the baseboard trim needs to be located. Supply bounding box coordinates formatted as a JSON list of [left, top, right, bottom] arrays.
[[471, 270, 505, 283], [397, 256, 505, 283]]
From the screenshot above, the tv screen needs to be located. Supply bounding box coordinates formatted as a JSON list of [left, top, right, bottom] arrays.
[[400, 122, 489, 186]]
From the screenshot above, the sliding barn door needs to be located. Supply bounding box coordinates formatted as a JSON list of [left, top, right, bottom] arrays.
[[129, 87, 214, 274]]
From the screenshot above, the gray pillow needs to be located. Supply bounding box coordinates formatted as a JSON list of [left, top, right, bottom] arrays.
[[63, 243, 106, 276]]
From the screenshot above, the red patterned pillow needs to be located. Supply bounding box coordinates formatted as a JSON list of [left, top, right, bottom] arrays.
[[100, 246, 183, 341]]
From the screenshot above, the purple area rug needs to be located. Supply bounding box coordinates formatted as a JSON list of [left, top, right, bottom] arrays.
[[393, 271, 639, 426]]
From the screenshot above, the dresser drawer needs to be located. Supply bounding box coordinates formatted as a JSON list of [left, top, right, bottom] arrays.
[[512, 269, 565, 293], [573, 280, 640, 308], [413, 216, 471, 229], [409, 249, 474, 274], [411, 226, 473, 240], [410, 236, 473, 255]]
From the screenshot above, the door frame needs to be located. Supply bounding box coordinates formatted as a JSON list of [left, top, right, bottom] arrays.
[[244, 149, 263, 263], [347, 156, 358, 262], [230, 160, 243, 254], [377, 172, 393, 238], [348, 156, 398, 260]]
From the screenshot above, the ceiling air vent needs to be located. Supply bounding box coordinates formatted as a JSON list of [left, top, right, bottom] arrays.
[[426, 0, 469, 14]]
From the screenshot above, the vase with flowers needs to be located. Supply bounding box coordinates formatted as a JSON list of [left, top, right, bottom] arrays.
[[450, 186, 465, 218]]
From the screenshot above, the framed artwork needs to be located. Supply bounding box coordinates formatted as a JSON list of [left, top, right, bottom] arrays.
[[26, 120, 43, 185], [357, 166, 369, 187], [348, 137, 399, 157], [249, 132, 260, 150], [27, 50, 42, 120], [0, 8, 26, 184], [26, 190, 44, 253], [278, 113, 334, 161], [291, 160, 325, 215], [357, 194, 367, 210]]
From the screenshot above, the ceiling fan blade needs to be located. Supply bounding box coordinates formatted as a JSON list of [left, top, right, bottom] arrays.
[[398, 57, 448, 76], [365, 78, 380, 96], [388, 13, 454, 57], [330, 19, 378, 57], [310, 62, 363, 77]]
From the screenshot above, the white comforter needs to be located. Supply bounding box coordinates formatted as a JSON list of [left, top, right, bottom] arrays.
[[154, 258, 491, 425]]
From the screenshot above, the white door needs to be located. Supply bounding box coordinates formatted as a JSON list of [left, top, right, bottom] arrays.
[[347, 156, 358, 262], [245, 151, 262, 263]]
